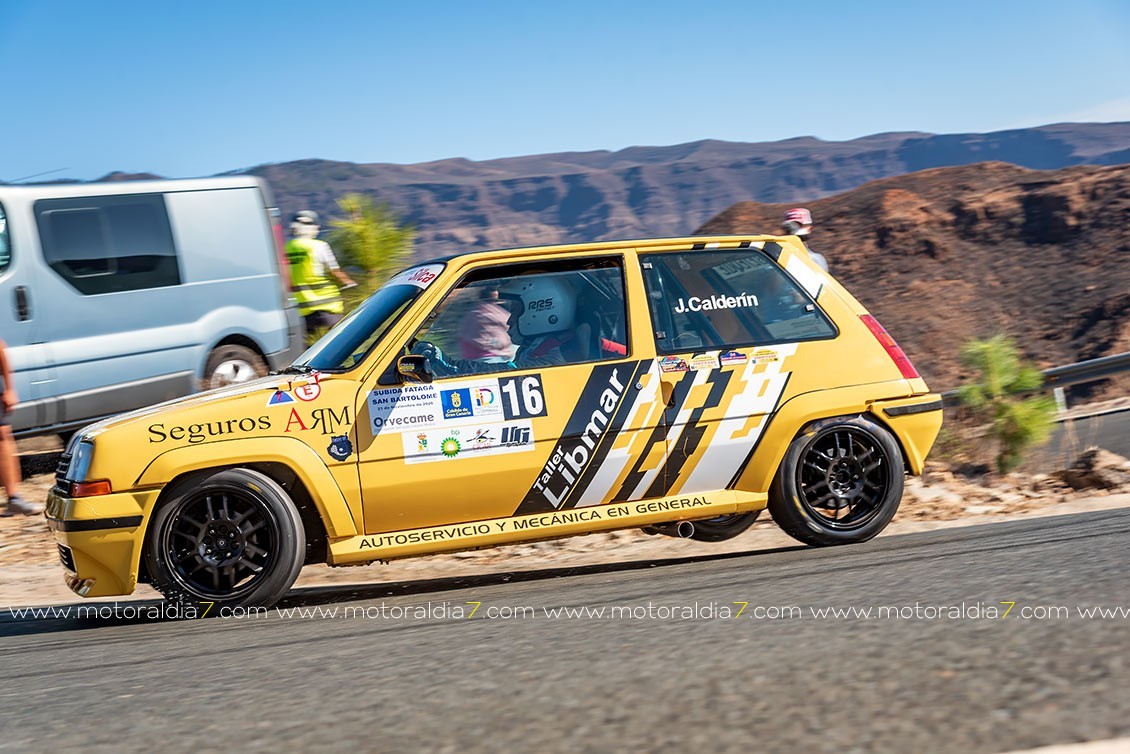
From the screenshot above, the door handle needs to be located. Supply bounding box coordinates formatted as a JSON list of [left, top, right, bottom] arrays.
[[14, 286, 30, 321]]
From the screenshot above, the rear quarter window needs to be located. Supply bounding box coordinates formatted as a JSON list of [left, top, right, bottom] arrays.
[[641, 250, 836, 353]]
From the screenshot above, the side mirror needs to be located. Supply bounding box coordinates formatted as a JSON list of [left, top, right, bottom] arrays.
[[396, 354, 433, 383]]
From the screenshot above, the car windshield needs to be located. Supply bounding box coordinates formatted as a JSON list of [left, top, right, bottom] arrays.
[[289, 263, 444, 372]]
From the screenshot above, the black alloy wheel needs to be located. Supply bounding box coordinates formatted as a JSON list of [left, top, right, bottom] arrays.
[[769, 415, 905, 546], [145, 468, 304, 610]]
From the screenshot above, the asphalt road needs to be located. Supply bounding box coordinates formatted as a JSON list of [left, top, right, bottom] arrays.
[[3, 510, 1130, 753]]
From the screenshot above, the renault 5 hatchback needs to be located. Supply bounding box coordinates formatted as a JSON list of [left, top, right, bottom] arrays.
[[46, 236, 942, 609]]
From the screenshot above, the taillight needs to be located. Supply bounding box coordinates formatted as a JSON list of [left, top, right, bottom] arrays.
[[860, 314, 919, 380]]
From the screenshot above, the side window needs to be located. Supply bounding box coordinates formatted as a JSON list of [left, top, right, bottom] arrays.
[[409, 257, 628, 378], [641, 250, 835, 353], [0, 203, 9, 273], [34, 194, 181, 295]]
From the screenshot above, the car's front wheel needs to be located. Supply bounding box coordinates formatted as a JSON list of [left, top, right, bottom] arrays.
[[768, 415, 904, 547], [144, 468, 305, 611]]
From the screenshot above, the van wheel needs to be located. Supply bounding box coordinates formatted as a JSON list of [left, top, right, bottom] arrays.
[[144, 468, 305, 610], [688, 511, 761, 542], [202, 344, 267, 390], [768, 416, 904, 547]]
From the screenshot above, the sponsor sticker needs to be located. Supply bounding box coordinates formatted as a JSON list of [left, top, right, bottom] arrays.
[[293, 374, 322, 402], [369, 384, 442, 435], [370, 375, 543, 435], [266, 389, 296, 407], [327, 435, 354, 461], [658, 356, 689, 373], [404, 421, 535, 464], [719, 350, 747, 366], [689, 352, 720, 371], [751, 348, 779, 364], [440, 388, 474, 420]]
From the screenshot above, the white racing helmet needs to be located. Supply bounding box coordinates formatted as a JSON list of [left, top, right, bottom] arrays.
[[501, 275, 576, 337]]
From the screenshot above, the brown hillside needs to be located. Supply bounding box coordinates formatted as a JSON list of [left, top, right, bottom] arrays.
[[697, 162, 1130, 395]]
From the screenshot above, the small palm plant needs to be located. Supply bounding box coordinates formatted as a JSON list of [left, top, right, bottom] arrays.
[[956, 335, 1057, 474], [327, 193, 415, 306]]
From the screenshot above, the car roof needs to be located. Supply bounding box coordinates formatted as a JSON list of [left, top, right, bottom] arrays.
[[418, 235, 789, 267]]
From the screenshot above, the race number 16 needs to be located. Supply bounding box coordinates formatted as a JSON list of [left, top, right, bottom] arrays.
[[499, 374, 547, 420]]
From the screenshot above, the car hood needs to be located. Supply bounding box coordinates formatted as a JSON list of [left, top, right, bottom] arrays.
[[75, 374, 299, 443]]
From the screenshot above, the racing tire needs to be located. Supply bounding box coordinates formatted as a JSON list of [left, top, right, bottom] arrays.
[[688, 511, 761, 542], [768, 415, 904, 547], [144, 468, 305, 611], [201, 344, 267, 390]]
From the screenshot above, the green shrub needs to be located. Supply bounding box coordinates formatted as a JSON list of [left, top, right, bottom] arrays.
[[956, 335, 1056, 474]]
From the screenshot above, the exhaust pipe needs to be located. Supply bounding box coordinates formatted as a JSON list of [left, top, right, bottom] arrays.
[[642, 520, 695, 538]]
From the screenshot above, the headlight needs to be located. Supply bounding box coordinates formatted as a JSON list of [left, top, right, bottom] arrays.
[[68, 441, 95, 482]]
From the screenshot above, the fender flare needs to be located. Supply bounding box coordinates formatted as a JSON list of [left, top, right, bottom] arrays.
[[135, 436, 358, 537]]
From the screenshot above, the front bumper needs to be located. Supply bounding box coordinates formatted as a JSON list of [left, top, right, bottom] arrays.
[[45, 487, 160, 598]]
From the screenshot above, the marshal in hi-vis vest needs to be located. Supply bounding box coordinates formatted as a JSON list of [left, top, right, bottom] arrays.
[[286, 238, 344, 316]]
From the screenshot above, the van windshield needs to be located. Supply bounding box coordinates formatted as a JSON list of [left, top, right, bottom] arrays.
[[290, 263, 444, 372]]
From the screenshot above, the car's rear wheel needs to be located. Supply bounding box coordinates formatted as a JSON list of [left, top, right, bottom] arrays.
[[144, 468, 304, 611], [768, 415, 904, 547], [687, 511, 761, 542]]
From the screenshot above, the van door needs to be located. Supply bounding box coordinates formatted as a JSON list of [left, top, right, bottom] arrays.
[[0, 199, 55, 432], [30, 192, 195, 425], [638, 246, 837, 495], [355, 254, 665, 534]]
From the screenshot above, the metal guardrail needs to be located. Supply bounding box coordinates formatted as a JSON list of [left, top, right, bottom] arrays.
[[941, 351, 1130, 408]]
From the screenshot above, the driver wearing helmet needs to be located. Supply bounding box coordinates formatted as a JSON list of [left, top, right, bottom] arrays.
[[413, 275, 581, 376]]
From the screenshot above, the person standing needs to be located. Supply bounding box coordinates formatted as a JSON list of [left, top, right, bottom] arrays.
[[286, 210, 356, 332], [781, 207, 829, 272], [1, 340, 41, 516]]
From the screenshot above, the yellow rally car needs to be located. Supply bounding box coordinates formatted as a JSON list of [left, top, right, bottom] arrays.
[[46, 236, 942, 608]]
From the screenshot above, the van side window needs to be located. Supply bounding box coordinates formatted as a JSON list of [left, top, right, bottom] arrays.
[[0, 204, 9, 272], [34, 194, 181, 294], [641, 250, 836, 353]]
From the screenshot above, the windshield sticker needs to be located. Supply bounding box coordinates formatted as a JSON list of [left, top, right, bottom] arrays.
[[673, 293, 758, 313], [712, 257, 764, 281], [386, 264, 443, 289], [658, 356, 689, 373], [719, 350, 747, 366], [689, 352, 720, 371], [403, 420, 535, 464]]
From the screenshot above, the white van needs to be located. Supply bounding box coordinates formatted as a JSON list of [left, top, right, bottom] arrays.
[[0, 176, 302, 437]]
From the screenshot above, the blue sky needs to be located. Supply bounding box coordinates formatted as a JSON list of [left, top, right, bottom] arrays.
[[2, 0, 1128, 181]]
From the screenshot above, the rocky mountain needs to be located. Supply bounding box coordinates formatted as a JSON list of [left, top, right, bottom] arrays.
[[697, 161, 1130, 395], [245, 122, 1130, 257]]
